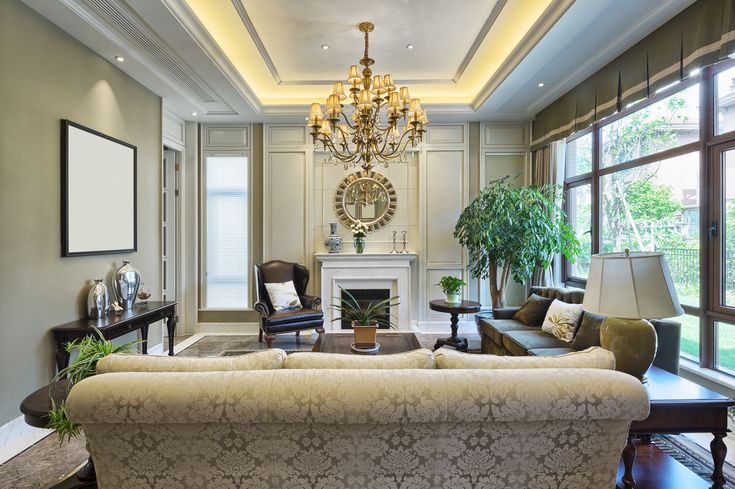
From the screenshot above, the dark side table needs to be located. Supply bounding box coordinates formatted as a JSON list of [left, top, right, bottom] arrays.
[[429, 299, 481, 351], [20, 380, 96, 488]]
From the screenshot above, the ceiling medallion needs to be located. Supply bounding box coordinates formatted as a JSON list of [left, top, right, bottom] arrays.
[[307, 21, 429, 172]]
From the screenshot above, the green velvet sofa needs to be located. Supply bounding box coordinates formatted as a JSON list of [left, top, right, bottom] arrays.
[[475, 286, 682, 374]]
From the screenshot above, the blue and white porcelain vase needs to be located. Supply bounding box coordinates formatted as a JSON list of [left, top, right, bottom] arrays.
[[324, 223, 343, 253]]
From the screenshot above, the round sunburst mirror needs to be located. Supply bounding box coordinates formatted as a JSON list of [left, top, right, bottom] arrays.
[[334, 171, 397, 232]]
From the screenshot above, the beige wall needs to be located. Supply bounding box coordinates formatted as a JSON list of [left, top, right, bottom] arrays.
[[0, 0, 162, 425]]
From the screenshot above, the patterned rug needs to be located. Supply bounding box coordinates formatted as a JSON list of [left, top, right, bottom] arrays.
[[652, 434, 735, 488]]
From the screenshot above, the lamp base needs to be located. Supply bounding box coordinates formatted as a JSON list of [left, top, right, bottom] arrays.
[[600, 317, 657, 381]]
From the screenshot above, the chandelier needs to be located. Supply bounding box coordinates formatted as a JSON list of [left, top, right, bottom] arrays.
[[307, 22, 428, 171]]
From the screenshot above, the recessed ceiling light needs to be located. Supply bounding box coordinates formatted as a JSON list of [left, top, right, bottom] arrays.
[[321, 44, 329, 50], [406, 44, 414, 50], [537, 82, 545, 87], [191, 111, 198, 116], [114, 55, 125, 62]]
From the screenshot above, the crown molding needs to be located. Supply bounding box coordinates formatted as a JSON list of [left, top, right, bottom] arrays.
[[453, 0, 507, 82], [162, 0, 263, 112], [471, 0, 574, 111]]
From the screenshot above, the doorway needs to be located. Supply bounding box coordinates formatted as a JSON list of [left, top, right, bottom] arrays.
[[162, 146, 180, 347]]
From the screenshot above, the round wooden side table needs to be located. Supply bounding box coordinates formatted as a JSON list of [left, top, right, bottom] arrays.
[[429, 299, 481, 351]]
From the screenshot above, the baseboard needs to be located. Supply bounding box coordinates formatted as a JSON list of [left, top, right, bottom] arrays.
[[0, 415, 52, 465], [195, 322, 259, 334]]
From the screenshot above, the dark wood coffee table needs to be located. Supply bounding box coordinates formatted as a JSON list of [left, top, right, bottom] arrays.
[[620, 366, 735, 489], [312, 332, 421, 354], [429, 299, 481, 351]]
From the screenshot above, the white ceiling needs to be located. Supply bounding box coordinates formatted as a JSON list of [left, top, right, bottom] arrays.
[[240, 0, 501, 83], [20, 0, 695, 123]]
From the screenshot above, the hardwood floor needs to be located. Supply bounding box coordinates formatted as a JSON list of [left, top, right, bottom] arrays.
[[616, 442, 711, 488]]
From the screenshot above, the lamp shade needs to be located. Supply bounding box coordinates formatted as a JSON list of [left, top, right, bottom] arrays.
[[582, 251, 684, 319]]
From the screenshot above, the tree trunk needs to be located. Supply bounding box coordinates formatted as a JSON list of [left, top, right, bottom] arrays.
[[489, 259, 507, 309]]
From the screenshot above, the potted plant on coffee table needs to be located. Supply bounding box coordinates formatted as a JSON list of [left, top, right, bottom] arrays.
[[331, 288, 400, 352], [436, 276, 466, 304]]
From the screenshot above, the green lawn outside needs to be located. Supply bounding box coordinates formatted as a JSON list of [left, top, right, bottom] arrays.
[[677, 313, 700, 362]]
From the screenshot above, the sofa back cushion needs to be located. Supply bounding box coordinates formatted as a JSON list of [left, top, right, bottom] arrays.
[[513, 294, 554, 326], [571, 312, 606, 350], [96, 349, 287, 374], [284, 348, 435, 369], [531, 286, 584, 305], [434, 346, 615, 370]]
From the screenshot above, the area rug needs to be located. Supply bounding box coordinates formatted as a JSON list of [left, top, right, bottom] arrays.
[[652, 434, 735, 489]]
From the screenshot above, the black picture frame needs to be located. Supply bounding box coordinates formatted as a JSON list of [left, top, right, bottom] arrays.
[[61, 119, 137, 257]]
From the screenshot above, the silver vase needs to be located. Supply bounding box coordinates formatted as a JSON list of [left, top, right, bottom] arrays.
[[324, 223, 343, 253], [87, 278, 109, 319], [114, 260, 141, 310]]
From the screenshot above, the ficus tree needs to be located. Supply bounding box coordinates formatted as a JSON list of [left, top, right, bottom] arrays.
[[454, 177, 580, 309]]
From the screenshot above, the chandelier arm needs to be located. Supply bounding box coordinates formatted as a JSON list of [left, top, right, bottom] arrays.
[[318, 135, 360, 162], [338, 112, 357, 130], [379, 128, 415, 159]]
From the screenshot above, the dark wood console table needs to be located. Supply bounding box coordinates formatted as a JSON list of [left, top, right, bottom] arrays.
[[51, 301, 177, 372], [620, 366, 735, 488]]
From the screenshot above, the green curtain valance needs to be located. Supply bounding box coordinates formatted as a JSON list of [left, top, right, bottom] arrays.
[[532, 0, 735, 150]]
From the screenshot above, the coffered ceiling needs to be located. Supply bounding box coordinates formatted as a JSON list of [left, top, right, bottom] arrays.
[[21, 0, 696, 122]]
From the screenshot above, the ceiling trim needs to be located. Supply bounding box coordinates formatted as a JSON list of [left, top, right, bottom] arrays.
[[230, 0, 281, 84], [229, 0, 507, 87], [524, 0, 687, 116], [453, 0, 507, 82], [471, 0, 575, 111], [162, 0, 263, 112]]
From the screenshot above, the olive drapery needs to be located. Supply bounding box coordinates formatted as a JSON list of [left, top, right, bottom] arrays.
[[532, 0, 735, 150]]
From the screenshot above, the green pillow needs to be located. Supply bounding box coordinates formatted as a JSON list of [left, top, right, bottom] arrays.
[[512, 294, 554, 327], [571, 312, 606, 350]]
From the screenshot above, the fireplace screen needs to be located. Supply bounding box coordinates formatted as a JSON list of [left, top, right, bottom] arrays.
[[341, 288, 391, 329]]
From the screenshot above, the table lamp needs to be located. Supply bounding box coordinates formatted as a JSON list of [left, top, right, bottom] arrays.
[[582, 250, 684, 380]]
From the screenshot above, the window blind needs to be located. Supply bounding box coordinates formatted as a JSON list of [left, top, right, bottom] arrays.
[[204, 155, 249, 309]]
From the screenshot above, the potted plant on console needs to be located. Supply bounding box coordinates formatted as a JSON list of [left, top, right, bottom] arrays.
[[332, 288, 399, 352], [436, 276, 466, 304]]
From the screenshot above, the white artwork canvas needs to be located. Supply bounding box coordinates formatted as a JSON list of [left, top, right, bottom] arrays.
[[62, 120, 136, 256]]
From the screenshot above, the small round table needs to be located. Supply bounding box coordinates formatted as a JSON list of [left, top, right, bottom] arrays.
[[429, 299, 481, 351]]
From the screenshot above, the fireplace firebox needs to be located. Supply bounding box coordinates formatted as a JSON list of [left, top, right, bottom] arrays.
[[340, 288, 391, 329]]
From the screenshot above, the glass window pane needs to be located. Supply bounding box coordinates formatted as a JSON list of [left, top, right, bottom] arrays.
[[600, 84, 700, 168], [565, 133, 592, 177], [567, 184, 591, 278], [675, 314, 700, 362], [724, 149, 735, 307], [600, 152, 700, 307], [715, 65, 735, 135], [205, 155, 249, 309], [716, 321, 735, 374]]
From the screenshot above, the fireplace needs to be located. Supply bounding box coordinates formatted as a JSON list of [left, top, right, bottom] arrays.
[[340, 288, 391, 329]]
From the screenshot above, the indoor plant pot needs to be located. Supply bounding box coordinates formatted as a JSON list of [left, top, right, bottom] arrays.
[[352, 320, 379, 347], [436, 276, 466, 305]]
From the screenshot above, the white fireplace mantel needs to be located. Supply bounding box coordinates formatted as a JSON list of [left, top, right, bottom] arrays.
[[315, 253, 417, 330]]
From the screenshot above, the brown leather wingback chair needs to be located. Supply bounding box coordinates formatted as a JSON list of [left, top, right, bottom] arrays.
[[254, 260, 324, 348]]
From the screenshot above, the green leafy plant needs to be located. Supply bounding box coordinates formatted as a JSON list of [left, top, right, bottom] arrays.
[[331, 288, 400, 328], [454, 177, 580, 309], [436, 276, 466, 295], [47, 328, 139, 445]]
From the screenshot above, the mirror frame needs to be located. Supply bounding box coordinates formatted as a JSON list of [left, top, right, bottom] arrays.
[[334, 170, 397, 232]]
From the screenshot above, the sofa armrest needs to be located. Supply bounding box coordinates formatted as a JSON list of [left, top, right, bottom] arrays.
[[300, 295, 322, 310], [254, 300, 271, 318], [492, 307, 520, 319]]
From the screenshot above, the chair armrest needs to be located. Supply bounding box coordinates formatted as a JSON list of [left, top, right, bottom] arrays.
[[300, 295, 322, 310], [254, 300, 271, 318], [492, 307, 521, 319]]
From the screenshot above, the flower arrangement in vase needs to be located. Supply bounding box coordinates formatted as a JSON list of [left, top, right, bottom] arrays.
[[350, 221, 369, 254], [436, 275, 466, 304]]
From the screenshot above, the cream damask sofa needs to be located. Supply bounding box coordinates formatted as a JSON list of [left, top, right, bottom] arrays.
[[67, 347, 649, 489]]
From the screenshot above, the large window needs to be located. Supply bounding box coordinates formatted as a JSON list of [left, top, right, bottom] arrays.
[[203, 154, 249, 309], [560, 67, 735, 374]]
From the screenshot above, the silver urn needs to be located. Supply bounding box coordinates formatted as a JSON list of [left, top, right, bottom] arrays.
[[114, 260, 141, 310], [324, 223, 343, 253], [87, 278, 109, 319]]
